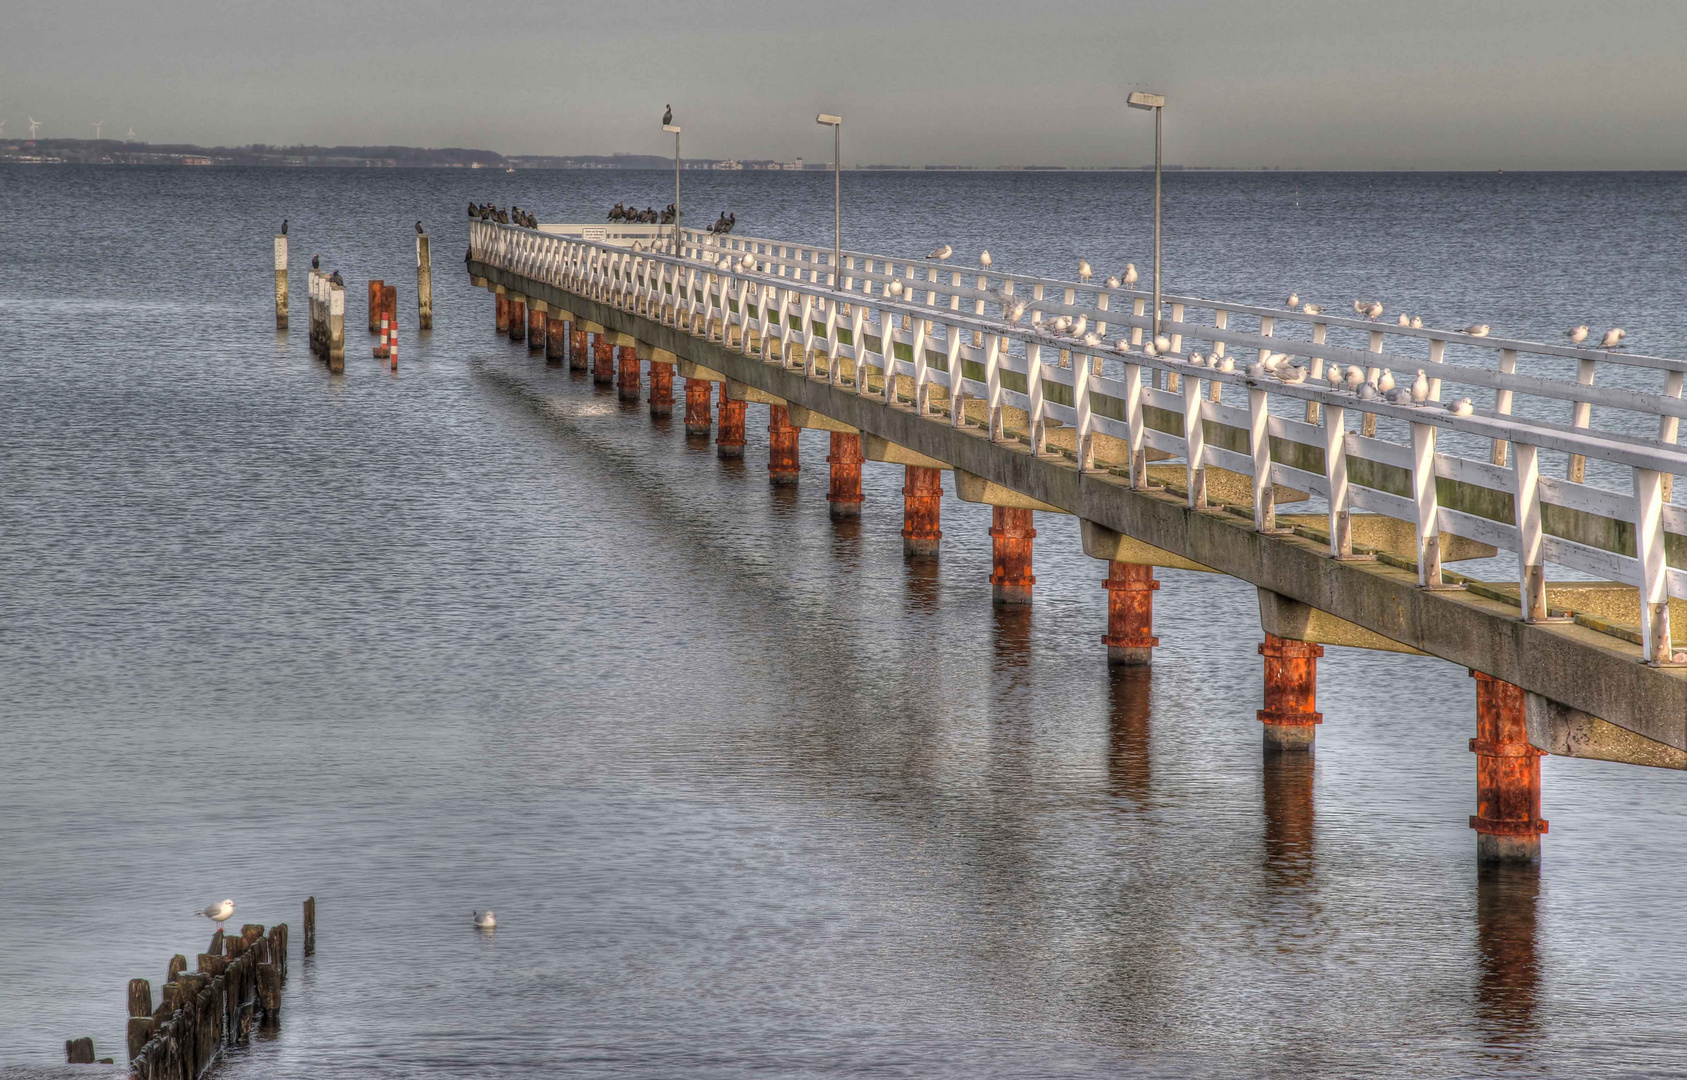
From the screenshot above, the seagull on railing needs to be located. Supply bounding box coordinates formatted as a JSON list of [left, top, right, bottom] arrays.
[[1464, 323, 1491, 337], [1286, 292, 1300, 310], [1326, 364, 1344, 387], [1344, 365, 1365, 391], [1353, 299, 1366, 315], [1277, 364, 1309, 384], [1384, 386, 1413, 405], [889, 279, 905, 296], [198, 899, 235, 929], [1302, 303, 1322, 316], [1601, 328, 1626, 348], [980, 250, 993, 267], [1217, 356, 1235, 373], [1411, 370, 1430, 403], [1005, 299, 1027, 324], [1070, 315, 1087, 338], [1411, 316, 1423, 329], [1122, 264, 1138, 286], [926, 244, 952, 260], [1567, 325, 1590, 344], [1154, 334, 1172, 354], [1078, 260, 1093, 283], [1105, 275, 1120, 289], [1447, 397, 1475, 416], [1366, 301, 1384, 320], [1083, 332, 1102, 348], [1377, 369, 1396, 393], [1397, 313, 1410, 327]]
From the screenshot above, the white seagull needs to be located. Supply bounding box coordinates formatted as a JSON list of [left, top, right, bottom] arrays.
[[1601, 328, 1626, 348], [1447, 397, 1475, 417], [926, 244, 953, 261], [1344, 365, 1365, 390], [979, 250, 993, 268], [1411, 316, 1423, 329], [1122, 264, 1139, 286], [474, 910, 496, 929], [888, 279, 904, 296], [1464, 323, 1491, 337], [1397, 313, 1410, 327], [198, 899, 235, 928], [1078, 260, 1093, 283], [1326, 364, 1344, 387], [1567, 324, 1589, 344], [1377, 369, 1396, 393], [1277, 364, 1308, 385], [1301, 303, 1322, 316], [1153, 334, 1172, 354], [1105, 275, 1121, 289], [1286, 292, 1300, 310], [1410, 369, 1430, 403], [1366, 301, 1384, 320], [1070, 315, 1087, 338]]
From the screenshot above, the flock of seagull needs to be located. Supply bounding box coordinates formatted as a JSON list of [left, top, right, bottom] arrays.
[[198, 897, 498, 933]]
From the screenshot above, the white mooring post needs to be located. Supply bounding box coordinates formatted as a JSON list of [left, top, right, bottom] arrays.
[[274, 234, 288, 329]]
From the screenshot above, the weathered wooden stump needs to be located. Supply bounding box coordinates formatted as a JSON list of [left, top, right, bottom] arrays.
[[127, 977, 153, 1017], [303, 896, 316, 957], [167, 954, 187, 984], [65, 1036, 95, 1063]]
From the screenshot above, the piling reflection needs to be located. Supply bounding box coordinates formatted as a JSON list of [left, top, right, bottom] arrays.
[[1106, 667, 1152, 803], [991, 605, 1033, 672], [1261, 749, 1316, 888], [903, 555, 941, 613], [1474, 864, 1541, 1045]]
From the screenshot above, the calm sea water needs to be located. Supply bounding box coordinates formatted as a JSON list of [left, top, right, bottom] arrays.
[[4, 165, 1687, 1078]]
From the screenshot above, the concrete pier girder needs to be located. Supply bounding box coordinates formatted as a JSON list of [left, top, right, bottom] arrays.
[[468, 260, 1687, 765]]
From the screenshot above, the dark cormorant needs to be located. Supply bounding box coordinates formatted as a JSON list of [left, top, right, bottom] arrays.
[[415, 221, 424, 234], [280, 218, 288, 235], [311, 254, 319, 269], [662, 104, 672, 126]]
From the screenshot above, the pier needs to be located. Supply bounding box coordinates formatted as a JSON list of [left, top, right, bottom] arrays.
[[466, 218, 1687, 865]]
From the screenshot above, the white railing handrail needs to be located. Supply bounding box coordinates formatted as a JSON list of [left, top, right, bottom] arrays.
[[468, 218, 1687, 662]]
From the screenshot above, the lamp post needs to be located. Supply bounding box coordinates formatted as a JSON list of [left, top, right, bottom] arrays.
[[816, 113, 842, 288], [662, 121, 682, 253], [1126, 91, 1166, 339]]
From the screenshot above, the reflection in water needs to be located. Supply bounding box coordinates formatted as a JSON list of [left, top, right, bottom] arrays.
[[1262, 750, 1316, 889], [1475, 865, 1541, 1046], [1106, 666, 1152, 804], [990, 604, 1033, 671], [903, 555, 941, 613], [768, 483, 800, 517]]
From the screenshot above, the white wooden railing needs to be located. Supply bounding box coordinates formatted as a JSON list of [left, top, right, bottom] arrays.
[[470, 219, 1687, 664]]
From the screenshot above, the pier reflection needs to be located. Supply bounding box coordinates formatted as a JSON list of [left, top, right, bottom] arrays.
[[903, 555, 941, 613], [990, 606, 1033, 675], [1106, 667, 1152, 803], [1475, 864, 1541, 1044], [1262, 749, 1316, 888]]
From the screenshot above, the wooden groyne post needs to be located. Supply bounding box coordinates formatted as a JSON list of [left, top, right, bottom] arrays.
[[114, 915, 297, 1078], [273, 234, 288, 329], [416, 232, 433, 330], [368, 279, 384, 334]]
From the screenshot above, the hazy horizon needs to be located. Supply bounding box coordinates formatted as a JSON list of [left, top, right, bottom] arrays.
[[6, 0, 1687, 170]]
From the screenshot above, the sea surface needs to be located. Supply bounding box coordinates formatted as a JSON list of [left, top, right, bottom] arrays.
[[3, 165, 1687, 1078]]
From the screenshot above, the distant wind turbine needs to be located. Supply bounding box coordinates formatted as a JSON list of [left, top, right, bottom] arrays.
[[28, 117, 41, 138], [126, 127, 136, 141], [92, 119, 105, 139]]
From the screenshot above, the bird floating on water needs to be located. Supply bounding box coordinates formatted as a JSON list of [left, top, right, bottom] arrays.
[[474, 910, 496, 930], [198, 899, 234, 929], [1078, 260, 1093, 283], [1567, 325, 1590, 345], [979, 250, 993, 268], [1601, 328, 1626, 348], [926, 244, 953, 261], [1464, 323, 1491, 337]]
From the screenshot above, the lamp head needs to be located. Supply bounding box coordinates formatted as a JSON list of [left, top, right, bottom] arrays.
[[662, 124, 682, 134], [816, 113, 842, 126], [1126, 92, 1165, 110]]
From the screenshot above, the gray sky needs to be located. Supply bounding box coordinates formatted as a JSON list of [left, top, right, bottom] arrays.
[[6, 0, 1687, 168]]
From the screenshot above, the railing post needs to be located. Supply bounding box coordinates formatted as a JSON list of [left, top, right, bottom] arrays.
[[986, 334, 1004, 442], [1410, 420, 1450, 588], [1324, 404, 1361, 556], [1075, 344, 1094, 472], [1363, 330, 1384, 437], [1568, 358, 1596, 483], [1661, 370, 1683, 503], [1125, 363, 1146, 488], [1181, 367, 1204, 505], [1512, 441, 1547, 622], [1634, 466, 1675, 664], [1250, 387, 1277, 533], [1027, 341, 1046, 455], [1304, 322, 1327, 423]]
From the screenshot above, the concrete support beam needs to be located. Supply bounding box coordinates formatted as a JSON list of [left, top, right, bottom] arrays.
[[864, 434, 948, 469], [902, 465, 943, 558], [1257, 588, 1426, 655], [1259, 634, 1322, 751], [828, 432, 864, 518], [954, 470, 1066, 514], [1104, 562, 1159, 666], [787, 405, 858, 434], [1525, 693, 1687, 770], [678, 359, 727, 383], [727, 379, 785, 406], [1472, 672, 1548, 864], [1276, 513, 1497, 563], [1081, 519, 1216, 574], [990, 507, 1036, 605]]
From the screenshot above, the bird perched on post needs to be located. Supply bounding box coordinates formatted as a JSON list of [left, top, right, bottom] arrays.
[[1286, 292, 1300, 310], [1411, 369, 1429, 403], [280, 219, 288, 235], [198, 899, 235, 930], [1302, 303, 1322, 316], [662, 104, 672, 126], [1366, 301, 1383, 320], [1463, 323, 1491, 337], [1601, 328, 1626, 348], [980, 250, 993, 268], [328, 270, 344, 287], [1567, 325, 1589, 345], [1122, 264, 1138, 286], [1078, 260, 1092, 283], [415, 221, 424, 235], [311, 254, 319, 270], [926, 244, 953, 261]]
